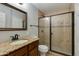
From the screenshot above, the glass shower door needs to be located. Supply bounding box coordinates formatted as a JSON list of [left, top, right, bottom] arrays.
[[39, 17, 50, 48], [51, 13, 72, 55]]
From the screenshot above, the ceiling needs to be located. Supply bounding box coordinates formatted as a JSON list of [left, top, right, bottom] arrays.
[[32, 3, 72, 15]]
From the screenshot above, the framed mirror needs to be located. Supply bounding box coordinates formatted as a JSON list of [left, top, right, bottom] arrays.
[[0, 3, 27, 31]]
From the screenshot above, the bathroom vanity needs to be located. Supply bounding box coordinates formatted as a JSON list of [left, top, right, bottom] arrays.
[[6, 40, 38, 56], [0, 37, 39, 56]]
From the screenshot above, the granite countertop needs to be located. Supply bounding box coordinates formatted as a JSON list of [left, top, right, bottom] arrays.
[[0, 36, 39, 56]]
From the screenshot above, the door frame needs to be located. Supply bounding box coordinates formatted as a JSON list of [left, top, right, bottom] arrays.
[[38, 11, 74, 56]]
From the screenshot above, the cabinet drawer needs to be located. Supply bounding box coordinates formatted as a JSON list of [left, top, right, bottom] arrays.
[[8, 45, 28, 56], [28, 40, 39, 51]]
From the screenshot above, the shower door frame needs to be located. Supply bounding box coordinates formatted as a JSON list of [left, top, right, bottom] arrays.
[[50, 12, 74, 56], [38, 11, 74, 56]]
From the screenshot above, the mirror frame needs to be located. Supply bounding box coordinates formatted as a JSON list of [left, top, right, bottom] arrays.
[[0, 3, 27, 31]]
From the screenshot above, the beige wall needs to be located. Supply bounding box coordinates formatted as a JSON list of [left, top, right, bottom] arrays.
[[0, 3, 38, 43]]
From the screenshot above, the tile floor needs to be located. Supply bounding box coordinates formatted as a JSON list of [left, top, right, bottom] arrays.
[[46, 51, 64, 56]]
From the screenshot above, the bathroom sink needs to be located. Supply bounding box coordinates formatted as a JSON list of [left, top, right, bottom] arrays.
[[10, 40, 28, 45]]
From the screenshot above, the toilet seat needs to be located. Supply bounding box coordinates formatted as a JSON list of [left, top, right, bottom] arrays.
[[38, 45, 48, 52]]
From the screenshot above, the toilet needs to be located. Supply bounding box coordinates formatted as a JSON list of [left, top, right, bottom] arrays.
[[38, 45, 48, 56]]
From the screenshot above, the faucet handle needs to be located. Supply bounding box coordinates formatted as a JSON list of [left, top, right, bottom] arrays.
[[10, 36, 15, 41]]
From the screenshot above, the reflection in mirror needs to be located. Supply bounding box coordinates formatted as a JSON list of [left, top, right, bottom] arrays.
[[0, 3, 27, 30], [11, 8, 26, 28], [0, 12, 6, 28]]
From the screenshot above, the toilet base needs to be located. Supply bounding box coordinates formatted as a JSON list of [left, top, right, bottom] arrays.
[[39, 52, 47, 56]]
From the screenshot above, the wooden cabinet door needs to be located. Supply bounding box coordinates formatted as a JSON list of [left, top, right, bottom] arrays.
[[8, 46, 28, 56], [29, 47, 38, 56], [28, 41, 39, 51]]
